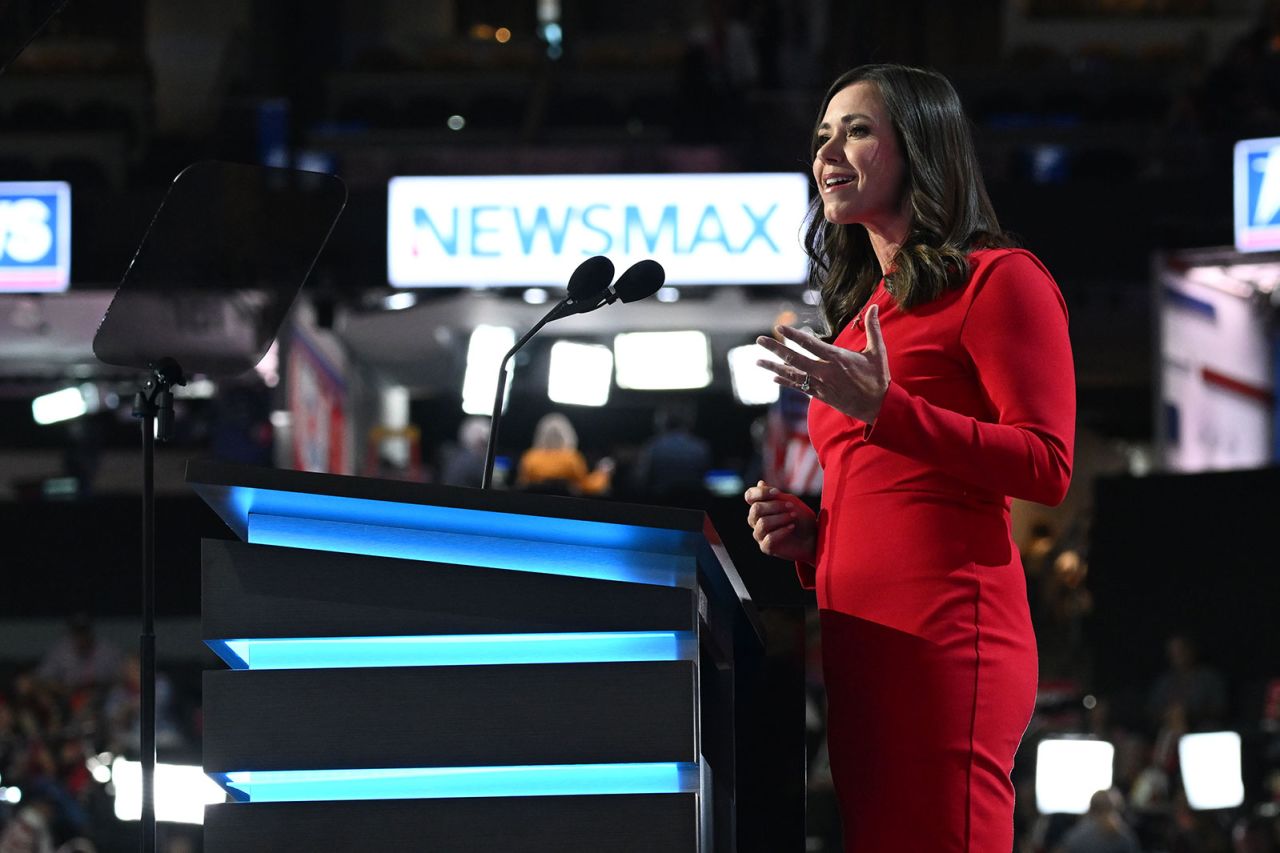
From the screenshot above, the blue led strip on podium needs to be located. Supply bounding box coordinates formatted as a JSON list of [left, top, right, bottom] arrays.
[[212, 762, 701, 803], [223, 484, 698, 555], [246, 512, 694, 588], [207, 631, 698, 671]]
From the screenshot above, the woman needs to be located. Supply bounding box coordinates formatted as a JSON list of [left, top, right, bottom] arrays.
[[746, 64, 1075, 851], [516, 412, 612, 495]]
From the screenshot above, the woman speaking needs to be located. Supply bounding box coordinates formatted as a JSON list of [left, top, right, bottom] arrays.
[[746, 64, 1075, 851]]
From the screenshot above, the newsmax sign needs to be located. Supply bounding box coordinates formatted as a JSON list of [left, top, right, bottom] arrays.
[[0, 181, 71, 292], [387, 173, 810, 287]]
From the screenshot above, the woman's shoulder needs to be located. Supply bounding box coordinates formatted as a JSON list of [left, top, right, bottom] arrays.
[[963, 247, 1067, 318], [967, 247, 1051, 277]]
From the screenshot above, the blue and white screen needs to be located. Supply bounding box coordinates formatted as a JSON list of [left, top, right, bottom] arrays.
[[0, 181, 71, 292], [387, 173, 810, 287]]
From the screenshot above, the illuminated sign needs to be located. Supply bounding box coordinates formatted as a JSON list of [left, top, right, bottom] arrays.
[[388, 173, 810, 287], [0, 181, 71, 292], [1234, 137, 1280, 252]]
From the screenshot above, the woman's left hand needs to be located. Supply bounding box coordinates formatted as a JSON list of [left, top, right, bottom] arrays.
[[756, 303, 891, 423]]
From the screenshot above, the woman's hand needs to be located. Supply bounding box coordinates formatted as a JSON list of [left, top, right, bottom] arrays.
[[744, 480, 817, 564], [756, 303, 891, 424]]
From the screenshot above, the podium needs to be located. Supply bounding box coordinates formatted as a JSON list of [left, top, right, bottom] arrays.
[[187, 460, 765, 852]]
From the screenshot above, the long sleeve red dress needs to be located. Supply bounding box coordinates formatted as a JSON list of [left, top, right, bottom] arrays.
[[804, 248, 1075, 852]]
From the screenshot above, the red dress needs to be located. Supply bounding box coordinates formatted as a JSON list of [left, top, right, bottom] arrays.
[[804, 248, 1075, 852]]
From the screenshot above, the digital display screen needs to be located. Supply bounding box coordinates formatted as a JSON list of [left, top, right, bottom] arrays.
[[0, 180, 70, 292], [388, 173, 810, 287]]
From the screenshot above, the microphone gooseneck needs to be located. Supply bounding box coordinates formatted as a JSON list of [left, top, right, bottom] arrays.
[[478, 257, 668, 490], [481, 256, 615, 489]]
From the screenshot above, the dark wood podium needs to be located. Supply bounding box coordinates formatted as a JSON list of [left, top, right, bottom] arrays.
[[188, 460, 765, 852]]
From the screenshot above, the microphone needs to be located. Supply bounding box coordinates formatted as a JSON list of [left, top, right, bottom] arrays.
[[545, 255, 615, 321], [481, 256, 615, 489], [605, 259, 666, 305], [557, 258, 667, 317]]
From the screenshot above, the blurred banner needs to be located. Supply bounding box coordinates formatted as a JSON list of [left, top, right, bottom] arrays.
[[287, 322, 351, 475], [1157, 251, 1277, 472]]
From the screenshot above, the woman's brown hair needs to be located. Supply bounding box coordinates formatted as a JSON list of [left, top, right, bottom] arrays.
[[804, 64, 1015, 335]]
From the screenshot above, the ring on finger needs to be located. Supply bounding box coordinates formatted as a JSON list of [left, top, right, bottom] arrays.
[[799, 373, 811, 394]]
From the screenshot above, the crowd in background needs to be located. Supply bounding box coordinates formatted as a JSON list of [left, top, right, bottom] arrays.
[[0, 617, 197, 853]]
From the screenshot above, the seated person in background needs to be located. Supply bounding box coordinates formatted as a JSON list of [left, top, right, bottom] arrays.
[[36, 613, 121, 692], [517, 413, 612, 495], [631, 404, 710, 497], [1147, 634, 1227, 731], [1055, 789, 1140, 853], [440, 416, 491, 488]]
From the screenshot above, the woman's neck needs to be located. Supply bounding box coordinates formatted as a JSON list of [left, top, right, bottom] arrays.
[[864, 211, 912, 276]]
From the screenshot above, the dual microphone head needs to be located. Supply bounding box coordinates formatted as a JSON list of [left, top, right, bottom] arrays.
[[552, 256, 666, 320]]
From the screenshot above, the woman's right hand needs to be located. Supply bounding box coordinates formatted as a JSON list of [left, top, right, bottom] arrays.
[[744, 480, 817, 564]]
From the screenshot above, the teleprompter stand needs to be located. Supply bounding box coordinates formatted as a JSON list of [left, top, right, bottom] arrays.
[[93, 161, 346, 852]]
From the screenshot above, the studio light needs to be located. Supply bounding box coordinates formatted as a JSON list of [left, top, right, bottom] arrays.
[[462, 325, 515, 415], [1035, 738, 1114, 814], [1179, 731, 1244, 810], [31, 384, 95, 425], [548, 341, 612, 406], [383, 291, 417, 311], [614, 331, 710, 391], [111, 758, 226, 825], [728, 343, 780, 405]]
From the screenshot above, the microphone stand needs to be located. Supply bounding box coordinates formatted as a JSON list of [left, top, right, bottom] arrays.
[[130, 357, 185, 853], [480, 304, 573, 490]]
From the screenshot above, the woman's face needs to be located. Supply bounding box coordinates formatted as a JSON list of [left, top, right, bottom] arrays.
[[812, 81, 909, 234]]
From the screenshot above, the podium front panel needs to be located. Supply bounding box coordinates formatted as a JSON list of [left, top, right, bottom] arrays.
[[190, 462, 763, 852], [203, 661, 698, 772], [205, 794, 700, 853]]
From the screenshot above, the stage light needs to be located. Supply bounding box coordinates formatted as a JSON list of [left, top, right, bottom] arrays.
[[802, 290, 820, 305], [1035, 738, 1114, 814], [1, 787, 20, 805], [495, 27, 511, 43], [111, 758, 225, 824], [31, 385, 92, 425], [174, 378, 216, 399], [727, 344, 779, 405], [213, 762, 699, 804], [446, 115, 466, 131], [656, 286, 679, 303], [86, 753, 112, 784], [462, 325, 515, 415], [383, 291, 417, 311], [1179, 731, 1244, 810], [614, 331, 710, 390], [522, 287, 548, 305], [548, 341, 612, 406]]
